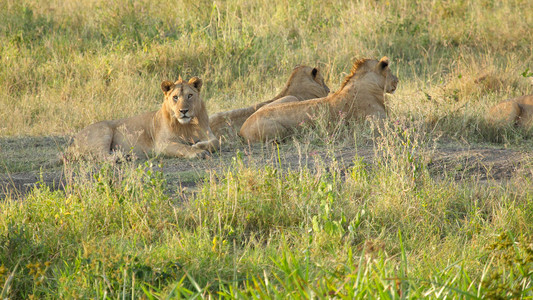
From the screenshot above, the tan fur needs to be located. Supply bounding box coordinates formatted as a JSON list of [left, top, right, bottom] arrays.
[[239, 57, 399, 143], [209, 65, 330, 138], [487, 95, 533, 127], [69, 77, 219, 160]]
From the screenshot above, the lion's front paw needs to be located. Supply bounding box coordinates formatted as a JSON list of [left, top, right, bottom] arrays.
[[192, 141, 209, 150], [186, 149, 210, 159]]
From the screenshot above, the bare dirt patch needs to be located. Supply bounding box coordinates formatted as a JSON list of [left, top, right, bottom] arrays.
[[1, 135, 531, 198]]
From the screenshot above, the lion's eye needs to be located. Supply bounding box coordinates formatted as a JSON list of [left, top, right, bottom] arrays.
[[172, 95, 178, 101], [187, 94, 193, 99]]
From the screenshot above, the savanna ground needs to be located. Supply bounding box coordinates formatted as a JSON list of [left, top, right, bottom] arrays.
[[1, 0, 533, 298]]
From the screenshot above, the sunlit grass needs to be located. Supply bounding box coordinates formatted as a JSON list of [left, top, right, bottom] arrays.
[[1, 121, 532, 297]]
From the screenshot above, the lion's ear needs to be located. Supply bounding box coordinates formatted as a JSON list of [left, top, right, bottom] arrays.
[[161, 80, 174, 93], [188, 77, 203, 92], [377, 57, 390, 70], [312, 68, 318, 78]]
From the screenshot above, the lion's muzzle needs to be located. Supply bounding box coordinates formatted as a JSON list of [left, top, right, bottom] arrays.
[[387, 77, 399, 94], [178, 109, 192, 124]]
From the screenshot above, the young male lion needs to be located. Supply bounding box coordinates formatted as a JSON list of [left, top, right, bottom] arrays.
[[209, 65, 330, 138], [239, 57, 398, 143], [69, 76, 218, 160], [487, 94, 533, 128]]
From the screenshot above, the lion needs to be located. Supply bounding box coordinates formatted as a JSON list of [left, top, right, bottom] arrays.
[[68, 76, 218, 160], [209, 65, 330, 138], [239, 57, 399, 143], [487, 94, 533, 127]]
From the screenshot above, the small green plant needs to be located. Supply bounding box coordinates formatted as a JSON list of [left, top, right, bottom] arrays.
[[521, 67, 533, 78]]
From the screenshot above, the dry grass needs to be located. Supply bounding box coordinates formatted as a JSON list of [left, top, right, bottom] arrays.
[[1, 0, 531, 138]]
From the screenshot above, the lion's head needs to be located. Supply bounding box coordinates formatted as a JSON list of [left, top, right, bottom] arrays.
[[161, 76, 204, 125], [342, 57, 399, 94], [374, 57, 398, 94], [281, 65, 330, 100]]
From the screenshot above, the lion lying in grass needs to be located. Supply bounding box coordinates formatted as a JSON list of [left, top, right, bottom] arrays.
[[68, 76, 218, 160], [487, 94, 533, 128], [239, 57, 398, 143], [209, 65, 330, 138]]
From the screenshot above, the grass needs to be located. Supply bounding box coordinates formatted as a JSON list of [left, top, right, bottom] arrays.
[[1, 0, 533, 298], [1, 0, 531, 137], [1, 124, 533, 298]]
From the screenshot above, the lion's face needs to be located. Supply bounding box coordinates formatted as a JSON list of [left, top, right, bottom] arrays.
[[372, 57, 399, 94], [161, 77, 203, 125], [383, 67, 399, 94]]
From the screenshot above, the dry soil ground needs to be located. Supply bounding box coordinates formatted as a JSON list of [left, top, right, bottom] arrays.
[[1, 135, 531, 199]]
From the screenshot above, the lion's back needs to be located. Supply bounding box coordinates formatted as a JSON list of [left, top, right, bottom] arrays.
[[488, 94, 533, 127]]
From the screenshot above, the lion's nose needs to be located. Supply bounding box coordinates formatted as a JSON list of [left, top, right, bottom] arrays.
[[179, 109, 188, 115]]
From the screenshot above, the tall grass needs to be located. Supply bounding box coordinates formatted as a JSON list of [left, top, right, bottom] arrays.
[[0, 0, 531, 139], [1, 120, 533, 298]]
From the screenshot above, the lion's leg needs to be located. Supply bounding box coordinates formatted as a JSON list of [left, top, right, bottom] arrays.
[[488, 101, 522, 125], [240, 118, 290, 143], [262, 122, 291, 143], [209, 106, 257, 138], [157, 142, 210, 159], [193, 127, 220, 152]]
